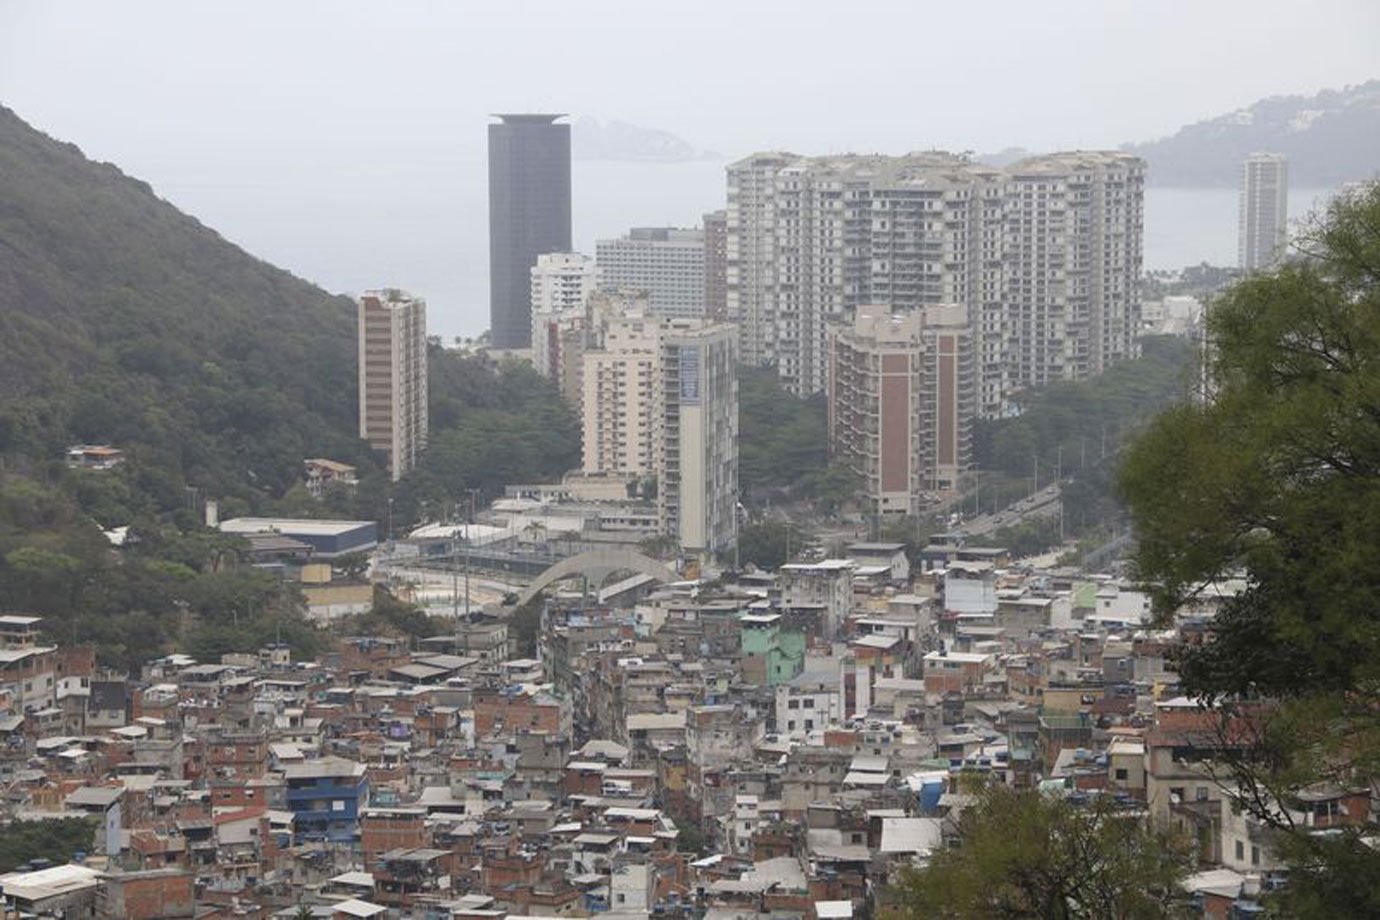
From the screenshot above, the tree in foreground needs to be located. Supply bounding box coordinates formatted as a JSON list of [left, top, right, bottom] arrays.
[[1119, 182, 1380, 914], [891, 784, 1191, 919]]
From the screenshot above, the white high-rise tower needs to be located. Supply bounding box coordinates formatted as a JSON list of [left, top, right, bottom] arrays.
[[1239, 153, 1289, 272]]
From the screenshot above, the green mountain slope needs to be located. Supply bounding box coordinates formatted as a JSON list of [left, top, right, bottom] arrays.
[[0, 104, 372, 504], [0, 106, 581, 668]]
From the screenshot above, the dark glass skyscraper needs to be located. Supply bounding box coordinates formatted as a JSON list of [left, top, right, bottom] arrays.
[[488, 114, 572, 349]]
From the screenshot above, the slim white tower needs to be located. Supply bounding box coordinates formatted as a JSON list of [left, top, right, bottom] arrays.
[[1239, 153, 1289, 272]]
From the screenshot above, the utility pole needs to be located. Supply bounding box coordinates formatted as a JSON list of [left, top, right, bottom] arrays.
[[733, 499, 744, 571]]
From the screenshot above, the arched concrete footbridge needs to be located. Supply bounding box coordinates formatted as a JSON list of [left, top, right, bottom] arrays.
[[512, 548, 678, 607]]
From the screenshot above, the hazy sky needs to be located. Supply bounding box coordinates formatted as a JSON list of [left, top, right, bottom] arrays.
[[2, 0, 1377, 336]]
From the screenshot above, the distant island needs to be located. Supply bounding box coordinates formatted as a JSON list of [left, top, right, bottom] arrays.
[[572, 117, 721, 162]]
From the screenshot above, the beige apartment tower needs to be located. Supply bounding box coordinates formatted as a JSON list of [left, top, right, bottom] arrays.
[[582, 313, 663, 476], [358, 289, 428, 480], [828, 306, 974, 516], [703, 210, 728, 321], [581, 307, 738, 554], [660, 321, 738, 554]]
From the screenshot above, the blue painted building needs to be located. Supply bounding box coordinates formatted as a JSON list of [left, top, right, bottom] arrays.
[[283, 756, 369, 845], [219, 518, 378, 559]]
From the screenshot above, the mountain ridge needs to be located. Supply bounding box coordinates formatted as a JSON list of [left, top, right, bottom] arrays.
[[1121, 79, 1380, 186]]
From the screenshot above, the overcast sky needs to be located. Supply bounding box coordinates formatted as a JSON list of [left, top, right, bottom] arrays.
[[2, 0, 1377, 336]]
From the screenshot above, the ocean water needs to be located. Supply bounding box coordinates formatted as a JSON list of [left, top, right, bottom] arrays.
[[1143, 186, 1332, 271], [152, 156, 1334, 343]]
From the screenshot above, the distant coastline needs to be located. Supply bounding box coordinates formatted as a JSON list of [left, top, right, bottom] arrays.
[[572, 117, 721, 163]]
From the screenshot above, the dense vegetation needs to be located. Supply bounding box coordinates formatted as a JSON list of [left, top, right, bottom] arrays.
[[0, 106, 579, 667], [975, 335, 1196, 481], [893, 783, 1192, 919], [337, 586, 447, 642], [0, 473, 324, 670], [737, 366, 829, 501], [1121, 183, 1380, 913], [733, 520, 814, 571], [0, 105, 373, 512], [0, 818, 96, 872], [396, 350, 581, 528]]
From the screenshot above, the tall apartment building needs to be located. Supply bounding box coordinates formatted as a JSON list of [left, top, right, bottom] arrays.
[[582, 313, 664, 477], [538, 287, 649, 411], [727, 150, 1144, 414], [703, 210, 728, 321], [726, 153, 795, 368], [358, 289, 428, 480], [1002, 152, 1144, 387], [596, 228, 706, 319], [489, 114, 572, 349], [1238, 152, 1288, 272], [531, 252, 598, 318], [531, 252, 598, 382], [660, 322, 738, 554], [581, 309, 738, 554], [828, 307, 974, 516]]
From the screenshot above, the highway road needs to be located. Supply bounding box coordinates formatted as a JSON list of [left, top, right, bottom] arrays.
[[952, 482, 1062, 538], [375, 558, 527, 617]]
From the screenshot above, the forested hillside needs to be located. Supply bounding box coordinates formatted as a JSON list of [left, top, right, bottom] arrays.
[[0, 105, 372, 509], [0, 106, 580, 666]]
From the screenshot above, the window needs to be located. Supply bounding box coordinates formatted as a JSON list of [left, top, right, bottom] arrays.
[[1251, 846, 1260, 866], [1114, 768, 1128, 781], [1195, 787, 1210, 802], [1235, 841, 1244, 861]]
